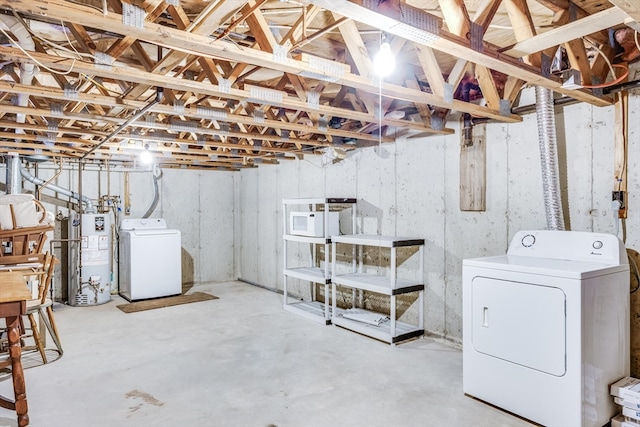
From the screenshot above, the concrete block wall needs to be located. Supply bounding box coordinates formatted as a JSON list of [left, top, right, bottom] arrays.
[[235, 92, 640, 343]]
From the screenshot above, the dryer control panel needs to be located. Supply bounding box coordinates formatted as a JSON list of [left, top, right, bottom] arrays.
[[508, 230, 627, 265]]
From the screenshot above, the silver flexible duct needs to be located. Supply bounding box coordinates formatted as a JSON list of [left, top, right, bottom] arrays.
[[17, 156, 96, 213], [142, 165, 162, 218], [535, 86, 565, 231], [6, 152, 22, 194]]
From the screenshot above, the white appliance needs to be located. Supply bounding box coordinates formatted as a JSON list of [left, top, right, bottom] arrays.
[[463, 230, 630, 427], [289, 211, 339, 237], [119, 218, 182, 301], [69, 213, 112, 306]]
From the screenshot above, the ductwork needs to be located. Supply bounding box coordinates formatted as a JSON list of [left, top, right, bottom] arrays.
[[535, 86, 565, 231], [0, 15, 37, 125], [10, 155, 96, 213], [5, 151, 22, 194]]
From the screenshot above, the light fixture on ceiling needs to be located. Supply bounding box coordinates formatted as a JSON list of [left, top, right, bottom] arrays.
[[140, 143, 153, 164], [373, 33, 395, 77]]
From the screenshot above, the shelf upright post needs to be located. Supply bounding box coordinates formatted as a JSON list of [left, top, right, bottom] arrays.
[[418, 245, 424, 330], [390, 245, 397, 338], [282, 201, 289, 309]]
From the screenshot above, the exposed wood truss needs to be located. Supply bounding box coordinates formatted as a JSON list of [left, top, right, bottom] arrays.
[[0, 0, 635, 170]]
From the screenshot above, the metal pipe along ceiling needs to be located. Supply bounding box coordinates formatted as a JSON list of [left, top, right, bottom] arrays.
[[535, 86, 565, 231]]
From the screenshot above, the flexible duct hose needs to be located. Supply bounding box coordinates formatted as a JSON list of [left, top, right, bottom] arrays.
[[142, 166, 162, 218], [535, 86, 565, 231], [18, 157, 96, 213]]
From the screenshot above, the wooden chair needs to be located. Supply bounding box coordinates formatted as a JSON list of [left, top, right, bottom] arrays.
[[0, 270, 32, 427], [23, 253, 62, 363]]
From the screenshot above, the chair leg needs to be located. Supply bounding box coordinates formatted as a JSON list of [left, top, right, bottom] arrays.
[[27, 313, 47, 364], [45, 307, 62, 353], [39, 309, 62, 355]]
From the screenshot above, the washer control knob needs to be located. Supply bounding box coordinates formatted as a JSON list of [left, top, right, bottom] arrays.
[[592, 240, 603, 250], [521, 234, 536, 248]]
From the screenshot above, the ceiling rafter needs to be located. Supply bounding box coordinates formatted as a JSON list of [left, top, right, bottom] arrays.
[[0, 0, 635, 170]]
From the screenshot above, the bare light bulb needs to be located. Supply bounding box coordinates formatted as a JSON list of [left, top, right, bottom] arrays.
[[374, 41, 395, 77], [140, 145, 153, 164]]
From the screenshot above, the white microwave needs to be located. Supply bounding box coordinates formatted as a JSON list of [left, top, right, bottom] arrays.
[[289, 211, 339, 237]]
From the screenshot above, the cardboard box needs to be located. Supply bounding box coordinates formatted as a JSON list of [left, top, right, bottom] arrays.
[[623, 406, 640, 422], [612, 377, 640, 404], [612, 414, 640, 427], [616, 397, 640, 410]]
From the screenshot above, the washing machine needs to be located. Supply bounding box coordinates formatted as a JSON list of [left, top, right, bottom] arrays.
[[119, 218, 182, 301], [463, 230, 629, 427]]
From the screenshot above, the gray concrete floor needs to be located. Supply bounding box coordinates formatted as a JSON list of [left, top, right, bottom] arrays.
[[1, 281, 532, 427]]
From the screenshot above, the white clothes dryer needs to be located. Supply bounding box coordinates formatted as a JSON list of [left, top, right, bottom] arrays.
[[463, 230, 629, 427]]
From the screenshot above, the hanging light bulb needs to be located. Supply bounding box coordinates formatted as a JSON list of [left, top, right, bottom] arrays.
[[374, 34, 395, 77], [140, 143, 153, 164]]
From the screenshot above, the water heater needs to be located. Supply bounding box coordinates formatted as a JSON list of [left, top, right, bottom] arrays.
[[68, 213, 112, 306]]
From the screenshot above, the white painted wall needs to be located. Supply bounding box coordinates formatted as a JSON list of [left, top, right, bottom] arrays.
[[235, 92, 640, 343]]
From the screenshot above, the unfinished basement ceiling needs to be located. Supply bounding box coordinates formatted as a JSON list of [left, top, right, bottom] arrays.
[[0, 0, 638, 170]]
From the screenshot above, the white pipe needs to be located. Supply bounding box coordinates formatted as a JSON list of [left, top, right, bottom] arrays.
[[0, 15, 37, 125]]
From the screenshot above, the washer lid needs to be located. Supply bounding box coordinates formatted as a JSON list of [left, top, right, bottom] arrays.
[[129, 229, 180, 237], [464, 255, 628, 279], [121, 218, 168, 231]]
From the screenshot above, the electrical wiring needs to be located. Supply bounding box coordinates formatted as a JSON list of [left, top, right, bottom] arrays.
[[581, 37, 629, 89], [629, 252, 640, 294], [0, 26, 77, 76], [581, 64, 629, 89]]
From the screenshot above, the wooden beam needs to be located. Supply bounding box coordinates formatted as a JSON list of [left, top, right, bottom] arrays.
[[0, 0, 529, 122], [564, 39, 592, 86], [502, 7, 629, 57], [306, 0, 611, 107], [614, 91, 628, 218], [332, 12, 374, 78], [414, 45, 446, 97], [503, 0, 541, 67], [473, 0, 503, 32], [609, 0, 640, 22], [460, 122, 486, 211], [438, 0, 470, 36]]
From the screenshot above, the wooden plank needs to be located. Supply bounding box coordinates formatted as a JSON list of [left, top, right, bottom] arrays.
[[609, 0, 640, 21], [502, 7, 629, 57], [474, 65, 500, 110], [438, 0, 470, 35], [414, 45, 446, 96], [0, 81, 419, 142], [473, 0, 503, 32], [503, 0, 541, 67], [614, 91, 628, 218], [281, 5, 322, 46], [306, 0, 611, 107], [405, 79, 432, 126], [460, 122, 486, 211], [0, 0, 528, 121], [564, 39, 592, 86], [333, 12, 374, 78]]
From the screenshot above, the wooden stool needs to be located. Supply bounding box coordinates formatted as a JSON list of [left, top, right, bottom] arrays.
[[0, 271, 32, 426]]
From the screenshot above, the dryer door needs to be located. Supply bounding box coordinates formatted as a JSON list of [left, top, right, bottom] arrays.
[[471, 276, 566, 376]]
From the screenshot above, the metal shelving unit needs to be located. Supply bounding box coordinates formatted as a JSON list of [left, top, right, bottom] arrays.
[[331, 234, 425, 343], [282, 198, 357, 324]]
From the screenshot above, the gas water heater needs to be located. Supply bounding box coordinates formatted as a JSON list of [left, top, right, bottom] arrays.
[[68, 213, 112, 306]]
